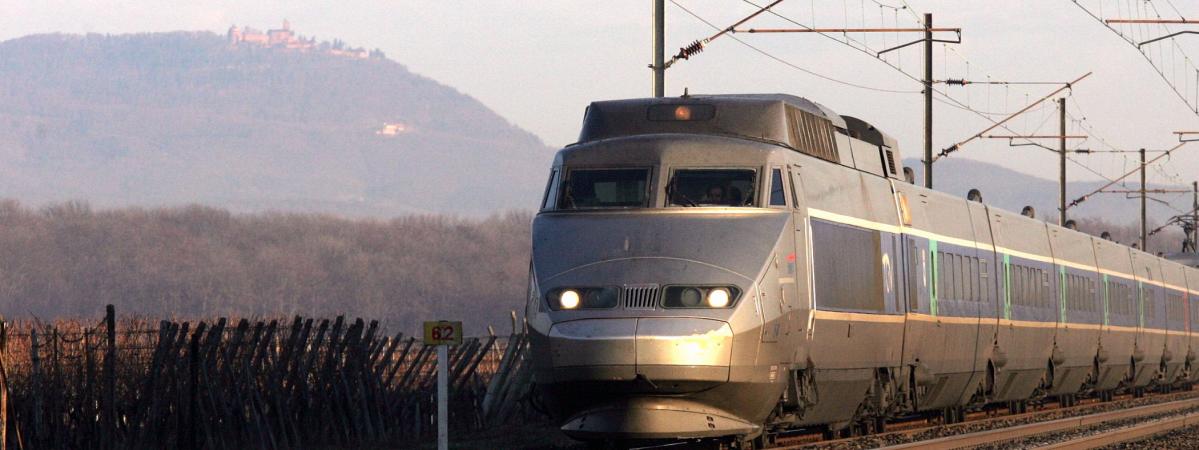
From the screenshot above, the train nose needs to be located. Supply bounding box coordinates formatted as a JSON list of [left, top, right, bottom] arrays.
[[548, 317, 733, 383]]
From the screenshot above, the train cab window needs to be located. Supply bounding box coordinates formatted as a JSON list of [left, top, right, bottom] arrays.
[[541, 169, 560, 210], [558, 168, 650, 209], [769, 168, 787, 206], [667, 169, 757, 207]]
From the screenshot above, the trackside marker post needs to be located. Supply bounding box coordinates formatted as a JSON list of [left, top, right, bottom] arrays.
[[424, 320, 462, 450]]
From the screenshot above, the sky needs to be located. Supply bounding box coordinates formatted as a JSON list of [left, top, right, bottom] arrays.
[[2, 1, 1198, 208]]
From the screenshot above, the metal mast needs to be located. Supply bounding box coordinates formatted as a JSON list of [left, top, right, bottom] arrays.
[[1059, 98, 1067, 225], [1141, 148, 1147, 250], [653, 0, 665, 97], [924, 13, 934, 188]]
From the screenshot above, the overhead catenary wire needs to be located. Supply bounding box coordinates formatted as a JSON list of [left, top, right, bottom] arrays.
[[756, 1, 1127, 187], [667, 0, 920, 94], [1072, 0, 1199, 115], [1070, 141, 1191, 207], [736, 0, 1098, 148], [939, 72, 1092, 159], [676, 1, 1166, 198]]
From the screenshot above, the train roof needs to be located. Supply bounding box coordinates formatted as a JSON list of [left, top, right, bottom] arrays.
[[1165, 252, 1199, 268], [574, 93, 902, 179], [576, 94, 855, 145]]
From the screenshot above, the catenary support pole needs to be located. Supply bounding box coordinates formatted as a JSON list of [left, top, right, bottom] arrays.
[[924, 13, 933, 188], [438, 344, 449, 450], [653, 0, 665, 98], [1060, 98, 1067, 225], [1193, 181, 1198, 249], [1141, 148, 1147, 250]]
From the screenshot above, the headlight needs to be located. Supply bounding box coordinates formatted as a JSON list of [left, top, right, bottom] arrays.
[[663, 286, 740, 308], [560, 289, 580, 309], [707, 288, 730, 308], [549, 287, 618, 310]]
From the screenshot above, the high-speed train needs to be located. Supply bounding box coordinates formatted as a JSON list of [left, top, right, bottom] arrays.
[[524, 93, 1199, 447]]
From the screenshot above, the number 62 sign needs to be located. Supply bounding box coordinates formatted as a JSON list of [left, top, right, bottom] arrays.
[[423, 321, 463, 346]]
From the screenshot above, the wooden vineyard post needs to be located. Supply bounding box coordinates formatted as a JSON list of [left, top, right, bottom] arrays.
[[103, 305, 116, 449], [186, 329, 201, 450], [0, 317, 6, 450], [30, 328, 41, 444]]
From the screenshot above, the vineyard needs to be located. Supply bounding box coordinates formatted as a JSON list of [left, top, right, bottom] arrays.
[[0, 305, 538, 449]]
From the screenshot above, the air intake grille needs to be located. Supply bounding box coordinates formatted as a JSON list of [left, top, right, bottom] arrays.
[[884, 149, 898, 175], [622, 285, 659, 310], [785, 106, 839, 163]]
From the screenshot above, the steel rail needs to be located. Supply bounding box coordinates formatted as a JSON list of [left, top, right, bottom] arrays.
[[875, 396, 1199, 450], [777, 393, 1130, 449], [1034, 411, 1199, 449]]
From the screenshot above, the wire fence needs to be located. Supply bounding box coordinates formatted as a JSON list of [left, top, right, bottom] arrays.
[[0, 305, 537, 449]]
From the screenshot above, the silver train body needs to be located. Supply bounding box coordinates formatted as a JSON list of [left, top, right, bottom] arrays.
[[525, 94, 1199, 443]]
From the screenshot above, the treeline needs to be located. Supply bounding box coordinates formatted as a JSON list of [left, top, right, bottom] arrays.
[[0, 200, 531, 334], [1071, 216, 1187, 255], [0, 199, 1186, 335]]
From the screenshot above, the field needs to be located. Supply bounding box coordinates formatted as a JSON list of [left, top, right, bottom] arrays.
[[0, 305, 541, 449]]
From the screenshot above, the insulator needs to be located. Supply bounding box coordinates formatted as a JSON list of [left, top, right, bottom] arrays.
[[945, 78, 968, 86], [677, 40, 705, 60]]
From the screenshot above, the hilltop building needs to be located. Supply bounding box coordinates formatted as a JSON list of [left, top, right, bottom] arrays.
[[376, 122, 410, 136], [227, 20, 381, 59]]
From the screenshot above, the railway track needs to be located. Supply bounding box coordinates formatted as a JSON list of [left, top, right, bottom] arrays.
[[623, 389, 1199, 449], [1040, 411, 1199, 449], [872, 396, 1199, 449], [768, 389, 1199, 450]]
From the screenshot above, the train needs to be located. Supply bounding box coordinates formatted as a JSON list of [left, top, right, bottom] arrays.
[[524, 93, 1199, 448]]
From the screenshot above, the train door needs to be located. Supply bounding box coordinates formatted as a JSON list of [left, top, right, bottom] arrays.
[[787, 166, 811, 341]]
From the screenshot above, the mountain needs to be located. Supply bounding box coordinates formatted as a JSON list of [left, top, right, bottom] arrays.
[[0, 31, 555, 216], [903, 157, 1192, 226]]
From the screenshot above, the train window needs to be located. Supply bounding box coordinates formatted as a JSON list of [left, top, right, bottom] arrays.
[[1071, 275, 1080, 311], [980, 259, 989, 303], [946, 254, 955, 300], [953, 255, 963, 301], [540, 169, 559, 210], [1089, 279, 1097, 312], [907, 240, 919, 311], [667, 169, 757, 207], [1017, 267, 1026, 306], [936, 251, 945, 300], [1168, 293, 1184, 322], [812, 219, 885, 312], [1041, 270, 1050, 308], [788, 170, 800, 207], [971, 258, 980, 302], [559, 168, 650, 209], [964, 257, 973, 302], [769, 168, 787, 206]]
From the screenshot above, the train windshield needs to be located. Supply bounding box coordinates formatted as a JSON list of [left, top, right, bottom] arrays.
[[558, 168, 650, 209], [667, 169, 756, 207]]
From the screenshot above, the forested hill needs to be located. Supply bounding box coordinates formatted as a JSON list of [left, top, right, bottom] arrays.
[[0, 200, 531, 335], [0, 32, 554, 215]]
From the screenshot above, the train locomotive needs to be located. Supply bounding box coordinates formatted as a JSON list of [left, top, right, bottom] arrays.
[[524, 93, 1199, 447]]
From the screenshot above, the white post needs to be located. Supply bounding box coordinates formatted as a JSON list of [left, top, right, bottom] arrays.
[[437, 344, 449, 450]]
